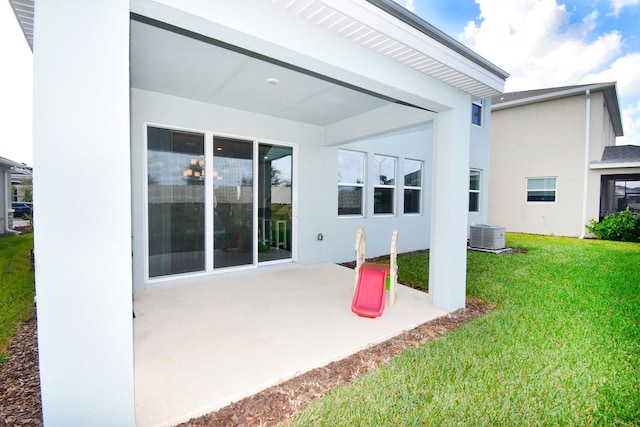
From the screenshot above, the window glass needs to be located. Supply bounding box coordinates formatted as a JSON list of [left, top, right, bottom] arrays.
[[404, 159, 421, 186], [374, 155, 395, 214], [212, 137, 254, 268], [147, 127, 205, 277], [472, 100, 482, 126], [469, 170, 480, 212], [258, 144, 293, 262], [527, 177, 557, 202], [404, 159, 422, 214], [338, 186, 363, 215], [338, 150, 365, 184]]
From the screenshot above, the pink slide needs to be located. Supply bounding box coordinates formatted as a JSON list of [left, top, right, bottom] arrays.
[[351, 268, 387, 318]]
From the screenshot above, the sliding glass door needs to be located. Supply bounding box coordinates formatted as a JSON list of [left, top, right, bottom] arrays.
[[147, 127, 293, 280]]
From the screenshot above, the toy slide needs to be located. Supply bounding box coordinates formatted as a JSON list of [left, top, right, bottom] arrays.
[[351, 267, 387, 318]]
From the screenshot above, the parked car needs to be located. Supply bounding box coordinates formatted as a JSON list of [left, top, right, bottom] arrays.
[[12, 202, 33, 219]]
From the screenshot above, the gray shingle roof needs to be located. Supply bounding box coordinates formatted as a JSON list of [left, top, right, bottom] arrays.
[[600, 145, 640, 163]]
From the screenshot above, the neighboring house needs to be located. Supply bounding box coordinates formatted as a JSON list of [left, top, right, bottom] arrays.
[[0, 155, 23, 234], [10, 0, 507, 424], [488, 82, 630, 237], [11, 164, 33, 203]]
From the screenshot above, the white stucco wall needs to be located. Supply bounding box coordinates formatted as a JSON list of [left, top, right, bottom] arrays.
[[32, 1, 136, 426], [468, 98, 492, 230], [489, 95, 588, 236], [489, 90, 620, 237]]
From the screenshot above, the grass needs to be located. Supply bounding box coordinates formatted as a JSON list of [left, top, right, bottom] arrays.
[[0, 233, 35, 365], [287, 234, 640, 426]]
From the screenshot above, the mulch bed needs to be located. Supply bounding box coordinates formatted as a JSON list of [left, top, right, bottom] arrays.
[[1, 263, 495, 427], [0, 316, 42, 427]]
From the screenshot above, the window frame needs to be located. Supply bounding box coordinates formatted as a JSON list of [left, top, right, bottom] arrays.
[[469, 169, 481, 213], [403, 158, 423, 215], [373, 154, 396, 216], [337, 149, 366, 217], [526, 177, 557, 203]]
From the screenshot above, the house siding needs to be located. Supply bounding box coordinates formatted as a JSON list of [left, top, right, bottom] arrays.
[[490, 89, 621, 237], [489, 94, 587, 236]]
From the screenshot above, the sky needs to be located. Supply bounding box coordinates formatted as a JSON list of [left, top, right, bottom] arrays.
[[398, 0, 640, 145], [1, 1, 639, 166]]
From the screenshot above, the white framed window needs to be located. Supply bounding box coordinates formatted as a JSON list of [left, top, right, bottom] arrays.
[[403, 159, 422, 214], [469, 169, 480, 212], [338, 150, 365, 216], [472, 100, 483, 126], [374, 155, 396, 215], [527, 177, 557, 202]]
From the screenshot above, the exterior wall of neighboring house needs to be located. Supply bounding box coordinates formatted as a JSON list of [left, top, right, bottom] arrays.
[[585, 92, 618, 227], [489, 89, 617, 236], [1, 157, 23, 234], [1, 163, 11, 233], [26, 0, 507, 425]]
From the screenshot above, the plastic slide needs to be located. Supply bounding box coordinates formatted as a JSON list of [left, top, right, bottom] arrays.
[[351, 267, 387, 318]]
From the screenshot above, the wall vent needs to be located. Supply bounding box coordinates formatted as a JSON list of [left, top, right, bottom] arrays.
[[469, 224, 506, 250]]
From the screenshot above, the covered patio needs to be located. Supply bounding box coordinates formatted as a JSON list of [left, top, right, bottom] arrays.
[[133, 263, 446, 427]]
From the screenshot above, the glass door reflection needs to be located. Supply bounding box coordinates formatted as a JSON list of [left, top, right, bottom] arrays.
[[213, 137, 254, 268], [258, 144, 293, 262]]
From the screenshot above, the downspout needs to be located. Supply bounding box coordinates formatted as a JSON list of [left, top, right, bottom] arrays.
[[579, 89, 591, 239]]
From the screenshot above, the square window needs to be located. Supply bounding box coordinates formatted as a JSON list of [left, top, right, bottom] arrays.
[[527, 177, 557, 202]]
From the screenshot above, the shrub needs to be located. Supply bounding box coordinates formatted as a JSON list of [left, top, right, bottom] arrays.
[[586, 208, 640, 242]]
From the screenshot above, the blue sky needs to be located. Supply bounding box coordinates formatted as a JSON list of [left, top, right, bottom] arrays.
[[398, 0, 640, 145], [1, 1, 639, 165]]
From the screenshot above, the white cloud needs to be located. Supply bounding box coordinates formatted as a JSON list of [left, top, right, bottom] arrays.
[[460, 0, 622, 91], [580, 52, 640, 96], [617, 100, 640, 145], [393, 0, 416, 12], [609, 0, 640, 15], [459, 0, 640, 144]]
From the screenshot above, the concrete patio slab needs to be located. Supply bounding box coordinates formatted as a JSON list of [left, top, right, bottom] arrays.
[[133, 263, 446, 427]]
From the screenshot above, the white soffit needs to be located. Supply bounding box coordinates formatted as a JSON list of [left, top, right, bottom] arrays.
[[267, 0, 507, 99], [9, 0, 34, 51]]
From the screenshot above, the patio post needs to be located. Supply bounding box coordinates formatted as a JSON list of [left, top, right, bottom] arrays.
[[32, 1, 135, 425], [429, 100, 470, 312]]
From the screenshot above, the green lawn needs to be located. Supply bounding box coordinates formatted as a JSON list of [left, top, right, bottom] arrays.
[[288, 234, 640, 426], [0, 233, 35, 364]]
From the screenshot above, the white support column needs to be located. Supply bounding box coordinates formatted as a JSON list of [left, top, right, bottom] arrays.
[[429, 101, 471, 312], [32, 1, 135, 425]]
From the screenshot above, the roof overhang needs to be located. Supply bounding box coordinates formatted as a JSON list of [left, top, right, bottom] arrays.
[[8, 0, 34, 51], [11, 0, 508, 101], [590, 162, 640, 170], [0, 156, 24, 169], [270, 0, 508, 99]]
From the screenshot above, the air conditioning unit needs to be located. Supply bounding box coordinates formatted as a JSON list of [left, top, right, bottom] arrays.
[[470, 224, 506, 250]]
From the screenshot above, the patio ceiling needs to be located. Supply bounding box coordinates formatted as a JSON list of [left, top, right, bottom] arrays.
[[130, 18, 398, 127]]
